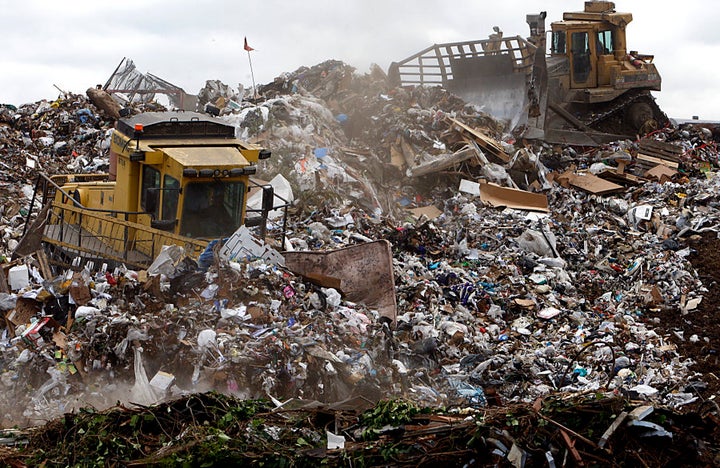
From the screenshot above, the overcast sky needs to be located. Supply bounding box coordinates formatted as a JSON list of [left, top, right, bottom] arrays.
[[1, 0, 717, 120]]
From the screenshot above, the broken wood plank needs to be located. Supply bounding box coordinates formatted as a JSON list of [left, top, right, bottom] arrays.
[[539, 414, 599, 449], [637, 140, 683, 161], [408, 146, 478, 177], [0, 266, 8, 294], [35, 249, 52, 281], [597, 169, 642, 187], [560, 429, 585, 466], [549, 102, 594, 133], [628, 405, 654, 421], [445, 116, 510, 163], [400, 137, 417, 169], [637, 153, 679, 169], [598, 411, 628, 449]]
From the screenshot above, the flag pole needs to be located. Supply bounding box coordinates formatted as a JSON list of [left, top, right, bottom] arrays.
[[244, 37, 257, 99], [246, 50, 257, 99]]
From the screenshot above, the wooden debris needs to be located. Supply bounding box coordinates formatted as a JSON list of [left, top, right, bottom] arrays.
[[0, 267, 7, 294], [86, 87, 122, 120], [400, 137, 417, 169], [637, 152, 680, 169], [598, 411, 628, 448], [637, 139, 683, 162], [445, 116, 510, 163], [408, 146, 479, 177], [34, 250, 52, 282], [628, 405, 654, 421], [560, 428, 585, 466], [539, 414, 600, 449]]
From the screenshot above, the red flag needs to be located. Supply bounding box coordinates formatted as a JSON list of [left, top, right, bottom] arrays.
[[244, 37, 254, 51]]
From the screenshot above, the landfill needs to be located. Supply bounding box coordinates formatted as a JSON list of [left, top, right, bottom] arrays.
[[0, 59, 719, 465]]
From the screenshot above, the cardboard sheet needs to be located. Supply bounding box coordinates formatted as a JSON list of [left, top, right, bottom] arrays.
[[644, 164, 677, 182], [479, 182, 549, 212], [407, 205, 443, 221], [555, 171, 624, 195]]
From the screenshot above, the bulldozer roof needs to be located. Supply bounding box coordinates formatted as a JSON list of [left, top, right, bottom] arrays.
[[561, 10, 632, 27], [117, 111, 236, 139], [156, 146, 251, 167]]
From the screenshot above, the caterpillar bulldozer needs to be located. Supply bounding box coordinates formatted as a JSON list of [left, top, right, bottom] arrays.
[[388, 1, 668, 146], [15, 111, 282, 271]]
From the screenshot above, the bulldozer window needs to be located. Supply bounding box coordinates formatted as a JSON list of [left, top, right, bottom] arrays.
[[162, 175, 179, 222], [551, 31, 566, 54], [571, 31, 591, 83], [141, 166, 161, 218], [597, 30, 613, 54], [180, 180, 246, 239]]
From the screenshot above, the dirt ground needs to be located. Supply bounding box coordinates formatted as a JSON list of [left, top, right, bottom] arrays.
[[652, 231, 720, 408]]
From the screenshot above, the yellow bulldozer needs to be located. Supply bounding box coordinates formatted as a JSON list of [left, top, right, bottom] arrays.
[[16, 111, 282, 271], [388, 1, 668, 146]]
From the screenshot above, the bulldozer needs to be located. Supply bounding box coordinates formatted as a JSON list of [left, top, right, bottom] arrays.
[[388, 1, 668, 146], [16, 111, 283, 271]]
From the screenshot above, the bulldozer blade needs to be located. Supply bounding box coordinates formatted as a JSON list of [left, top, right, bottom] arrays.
[[447, 55, 529, 129], [283, 240, 397, 324], [389, 36, 540, 134]]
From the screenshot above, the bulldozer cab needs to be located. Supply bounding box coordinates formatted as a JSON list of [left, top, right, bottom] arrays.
[[108, 113, 271, 241], [139, 166, 247, 239], [550, 1, 643, 94], [552, 25, 599, 88], [551, 21, 621, 90]]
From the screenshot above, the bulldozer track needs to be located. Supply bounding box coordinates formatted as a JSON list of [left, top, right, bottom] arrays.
[[584, 90, 646, 127], [582, 90, 668, 135]]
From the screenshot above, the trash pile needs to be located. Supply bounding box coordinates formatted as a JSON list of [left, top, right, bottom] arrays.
[[1, 60, 720, 464]]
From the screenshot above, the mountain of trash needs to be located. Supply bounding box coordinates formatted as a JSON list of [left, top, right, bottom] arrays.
[[0, 60, 719, 465]]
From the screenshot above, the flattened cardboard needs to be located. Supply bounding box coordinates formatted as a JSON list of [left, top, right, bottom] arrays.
[[514, 298, 536, 308], [644, 164, 677, 182], [390, 144, 405, 169], [556, 171, 624, 195], [407, 205, 443, 221], [479, 182, 549, 212], [6, 297, 41, 327]]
